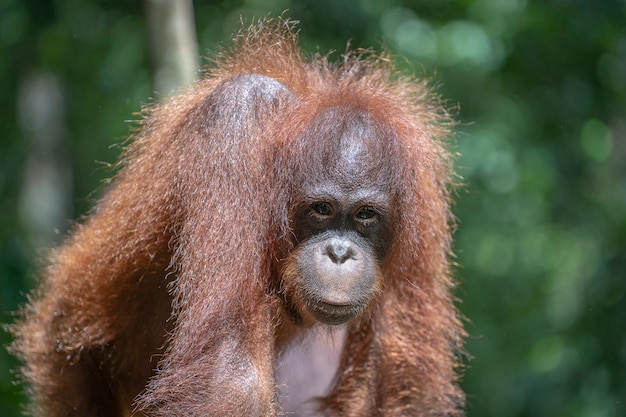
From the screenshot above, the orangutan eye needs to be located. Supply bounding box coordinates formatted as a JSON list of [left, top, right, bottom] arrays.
[[310, 202, 334, 220], [354, 206, 381, 226]]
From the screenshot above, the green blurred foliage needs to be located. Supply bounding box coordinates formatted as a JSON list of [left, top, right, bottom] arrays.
[[1, 1, 625, 416]]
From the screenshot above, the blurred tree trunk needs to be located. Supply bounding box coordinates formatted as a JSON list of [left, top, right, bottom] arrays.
[[145, 0, 199, 96], [18, 72, 72, 249]]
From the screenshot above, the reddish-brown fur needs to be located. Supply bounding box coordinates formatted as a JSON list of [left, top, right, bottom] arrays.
[[11, 18, 465, 417]]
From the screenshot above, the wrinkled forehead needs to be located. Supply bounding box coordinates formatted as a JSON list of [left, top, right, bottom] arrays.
[[298, 106, 398, 196], [335, 122, 374, 175]]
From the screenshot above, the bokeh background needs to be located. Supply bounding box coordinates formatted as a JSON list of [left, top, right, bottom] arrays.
[[1, 1, 625, 416]]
